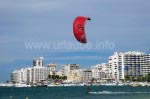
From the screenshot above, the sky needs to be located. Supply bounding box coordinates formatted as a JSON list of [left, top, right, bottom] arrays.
[[0, 0, 150, 82]]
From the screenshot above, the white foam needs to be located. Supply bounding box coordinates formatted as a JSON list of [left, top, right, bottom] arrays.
[[88, 91, 150, 94]]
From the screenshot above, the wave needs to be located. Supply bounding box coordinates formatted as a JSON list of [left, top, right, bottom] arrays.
[[88, 91, 150, 94]]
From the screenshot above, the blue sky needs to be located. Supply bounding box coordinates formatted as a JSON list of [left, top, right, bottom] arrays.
[[0, 0, 150, 82]]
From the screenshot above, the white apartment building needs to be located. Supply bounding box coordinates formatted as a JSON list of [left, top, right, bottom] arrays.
[[32, 66, 47, 84], [61, 64, 79, 77], [109, 51, 150, 81], [47, 63, 56, 76], [145, 54, 150, 75], [11, 57, 56, 84], [91, 63, 110, 80], [11, 70, 20, 83]]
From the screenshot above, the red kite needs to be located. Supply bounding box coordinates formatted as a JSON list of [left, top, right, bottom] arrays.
[[73, 16, 91, 43]]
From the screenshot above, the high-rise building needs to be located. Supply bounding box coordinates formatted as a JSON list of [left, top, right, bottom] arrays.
[[11, 70, 20, 83], [145, 54, 150, 75], [32, 66, 47, 84], [11, 68, 29, 84], [11, 57, 56, 84], [109, 51, 150, 81], [33, 57, 43, 67]]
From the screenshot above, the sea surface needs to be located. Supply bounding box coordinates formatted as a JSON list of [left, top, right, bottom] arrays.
[[0, 86, 150, 99]]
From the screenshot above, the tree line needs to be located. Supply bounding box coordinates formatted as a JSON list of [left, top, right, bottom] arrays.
[[48, 75, 67, 80], [125, 74, 150, 82]]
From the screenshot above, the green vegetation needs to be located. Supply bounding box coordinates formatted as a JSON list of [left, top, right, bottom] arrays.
[[125, 73, 150, 82], [48, 75, 67, 80], [146, 74, 150, 82], [125, 75, 130, 81]]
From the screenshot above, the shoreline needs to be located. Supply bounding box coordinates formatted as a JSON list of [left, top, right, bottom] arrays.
[[1, 82, 150, 87]]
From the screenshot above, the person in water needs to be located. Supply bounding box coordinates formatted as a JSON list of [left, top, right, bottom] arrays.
[[85, 86, 91, 94]]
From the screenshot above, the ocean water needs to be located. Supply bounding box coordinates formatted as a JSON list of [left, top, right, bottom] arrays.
[[0, 86, 150, 99]]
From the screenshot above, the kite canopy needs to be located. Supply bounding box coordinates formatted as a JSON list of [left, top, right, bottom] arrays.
[[73, 16, 91, 43]]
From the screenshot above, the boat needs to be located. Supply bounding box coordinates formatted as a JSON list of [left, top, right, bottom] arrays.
[[0, 83, 14, 87], [14, 83, 31, 87], [101, 82, 117, 86]]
